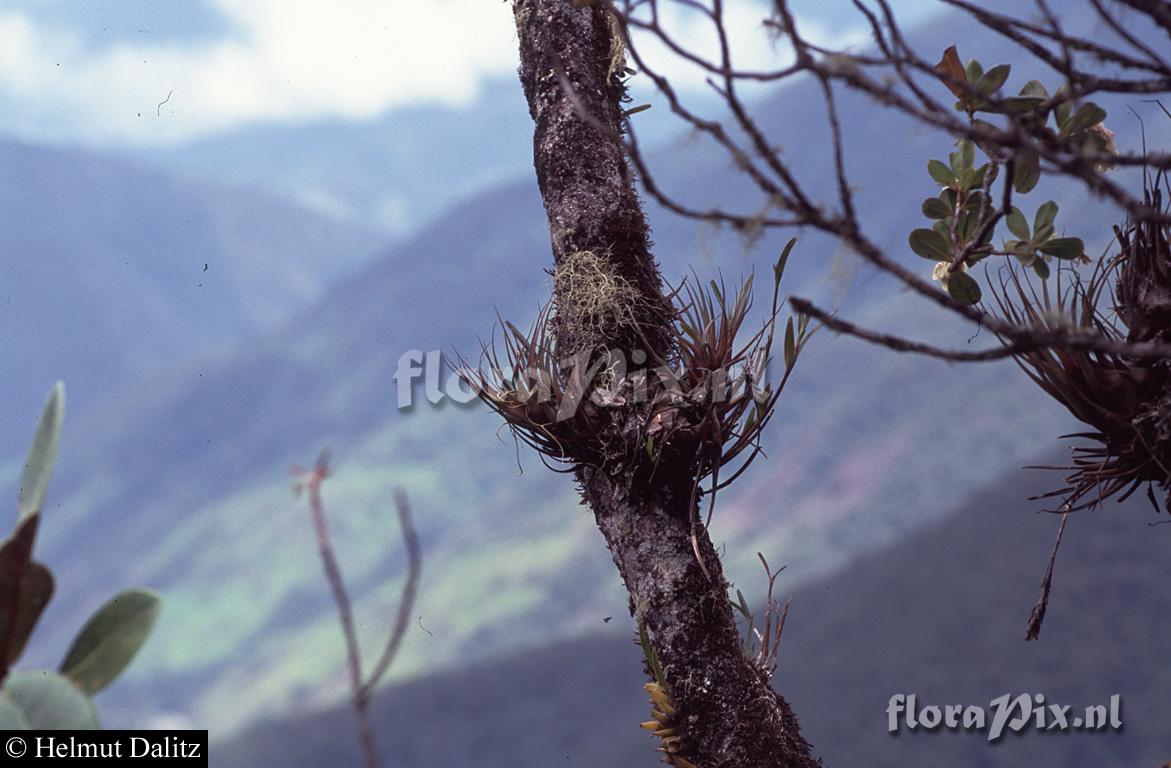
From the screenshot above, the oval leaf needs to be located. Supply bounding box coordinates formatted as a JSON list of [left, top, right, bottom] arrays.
[[909, 228, 952, 260], [927, 159, 956, 186], [1053, 86, 1073, 129], [946, 271, 982, 305], [1034, 200, 1059, 232], [1020, 80, 1048, 99], [922, 197, 951, 220], [1005, 207, 1031, 240], [963, 58, 983, 85], [1065, 102, 1107, 135], [1033, 257, 1051, 280], [60, 589, 161, 695], [980, 96, 1046, 115], [1014, 150, 1040, 194], [1039, 237, 1085, 260], [18, 383, 65, 523], [934, 46, 968, 100], [975, 63, 1011, 96], [4, 670, 98, 729]]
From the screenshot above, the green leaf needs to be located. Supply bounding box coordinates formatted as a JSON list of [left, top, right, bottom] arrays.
[[957, 209, 978, 241], [974, 63, 1011, 95], [978, 96, 1046, 115], [928, 159, 956, 186], [961, 190, 986, 212], [964, 59, 984, 83], [1034, 200, 1059, 232], [1007, 240, 1034, 260], [950, 141, 975, 176], [969, 162, 996, 189], [637, 622, 666, 689], [733, 589, 752, 621], [783, 318, 796, 370], [1033, 257, 1051, 279], [773, 237, 796, 286], [922, 196, 951, 220], [1039, 237, 1084, 260], [909, 228, 951, 260], [946, 271, 982, 304], [1020, 80, 1048, 99], [1053, 86, 1073, 129], [1005, 206, 1031, 240], [1065, 102, 1107, 134], [0, 692, 28, 729], [3, 670, 98, 729], [1013, 150, 1040, 194], [60, 589, 161, 695], [18, 383, 65, 523]]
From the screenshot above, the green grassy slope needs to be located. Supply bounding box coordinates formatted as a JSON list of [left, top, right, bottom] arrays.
[[215, 455, 1171, 768]]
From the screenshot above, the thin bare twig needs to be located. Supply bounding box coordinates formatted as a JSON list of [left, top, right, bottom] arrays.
[[362, 490, 422, 701], [292, 451, 422, 768]]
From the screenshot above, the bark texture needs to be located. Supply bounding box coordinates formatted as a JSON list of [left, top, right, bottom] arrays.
[[511, 2, 820, 766]]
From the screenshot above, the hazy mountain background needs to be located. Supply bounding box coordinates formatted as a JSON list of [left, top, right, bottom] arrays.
[[0, 1, 1167, 765], [215, 460, 1171, 767]]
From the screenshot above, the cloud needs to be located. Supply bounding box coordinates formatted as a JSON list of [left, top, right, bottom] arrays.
[[0, 1, 879, 148], [0, 0, 521, 146]]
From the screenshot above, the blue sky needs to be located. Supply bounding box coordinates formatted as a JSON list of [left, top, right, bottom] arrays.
[[0, 1, 941, 148]]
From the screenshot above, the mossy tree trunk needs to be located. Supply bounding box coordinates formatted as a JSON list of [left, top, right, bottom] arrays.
[[508, 2, 820, 766]]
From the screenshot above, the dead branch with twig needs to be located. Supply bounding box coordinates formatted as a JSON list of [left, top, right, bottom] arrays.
[[292, 451, 422, 768]]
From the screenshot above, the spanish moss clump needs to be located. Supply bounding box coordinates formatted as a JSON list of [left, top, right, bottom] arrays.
[[553, 249, 647, 365]]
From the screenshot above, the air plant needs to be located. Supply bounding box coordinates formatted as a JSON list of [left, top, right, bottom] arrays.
[[989, 173, 1170, 515], [988, 170, 1170, 639], [730, 553, 792, 683], [664, 239, 811, 520], [462, 239, 813, 501]]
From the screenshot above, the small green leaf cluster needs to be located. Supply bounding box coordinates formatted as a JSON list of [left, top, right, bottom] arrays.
[[910, 140, 995, 304], [0, 383, 161, 729], [911, 48, 1106, 304], [1003, 200, 1084, 278]]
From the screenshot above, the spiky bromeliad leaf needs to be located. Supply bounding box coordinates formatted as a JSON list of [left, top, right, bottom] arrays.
[[60, 589, 162, 695], [773, 237, 796, 286], [637, 621, 666, 689]]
